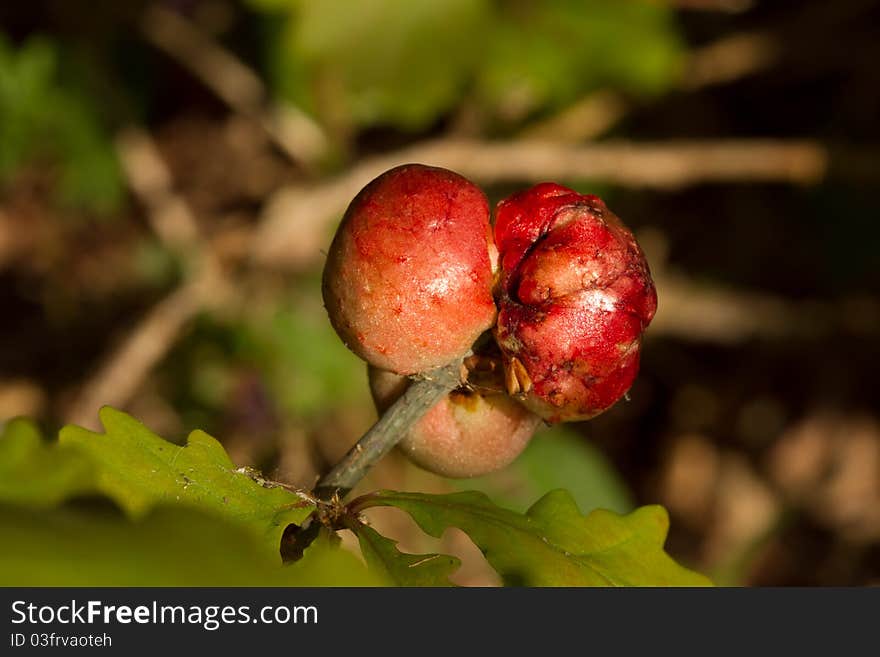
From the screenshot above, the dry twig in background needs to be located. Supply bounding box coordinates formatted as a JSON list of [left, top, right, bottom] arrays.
[[523, 29, 778, 143], [65, 128, 229, 429], [254, 137, 829, 267], [140, 4, 328, 169], [115, 127, 202, 255], [65, 274, 224, 429], [65, 126, 879, 430], [61, 2, 880, 430]]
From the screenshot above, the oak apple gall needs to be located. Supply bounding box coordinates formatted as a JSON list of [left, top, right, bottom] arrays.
[[322, 164, 498, 375], [493, 183, 657, 423], [369, 366, 541, 478]]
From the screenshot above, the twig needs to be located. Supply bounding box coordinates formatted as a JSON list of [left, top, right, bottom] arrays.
[[521, 31, 777, 143], [519, 90, 629, 143], [140, 4, 328, 169], [280, 361, 462, 562], [141, 5, 263, 112], [253, 137, 831, 267], [65, 127, 226, 429], [681, 30, 779, 90], [0, 379, 46, 420], [115, 127, 202, 254], [521, 0, 878, 144], [314, 361, 463, 499], [651, 272, 880, 343], [64, 273, 223, 429]]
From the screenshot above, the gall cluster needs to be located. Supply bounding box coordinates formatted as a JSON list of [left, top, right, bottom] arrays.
[[322, 164, 656, 478]]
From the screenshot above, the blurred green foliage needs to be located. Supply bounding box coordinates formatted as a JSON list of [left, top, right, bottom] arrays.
[[281, 0, 489, 129], [0, 1, 682, 211], [455, 425, 633, 514], [170, 279, 368, 427], [248, 0, 683, 131], [477, 0, 683, 119], [250, 295, 369, 418], [0, 35, 122, 213]]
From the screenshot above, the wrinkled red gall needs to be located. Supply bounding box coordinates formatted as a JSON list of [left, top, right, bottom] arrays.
[[493, 183, 657, 423]]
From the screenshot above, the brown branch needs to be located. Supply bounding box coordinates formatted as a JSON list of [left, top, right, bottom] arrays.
[[281, 361, 463, 562], [115, 127, 202, 254], [681, 31, 780, 90], [253, 137, 830, 267], [521, 0, 875, 144], [521, 29, 778, 143], [314, 361, 463, 499], [64, 272, 225, 429], [0, 379, 46, 420], [139, 4, 328, 168], [651, 272, 880, 343], [519, 91, 629, 143], [65, 127, 226, 429]]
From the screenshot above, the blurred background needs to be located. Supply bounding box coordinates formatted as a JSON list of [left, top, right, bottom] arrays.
[[1, 0, 879, 586]]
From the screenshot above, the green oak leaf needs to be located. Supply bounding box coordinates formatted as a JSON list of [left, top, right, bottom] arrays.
[[0, 504, 382, 586], [59, 407, 314, 555], [355, 489, 711, 587], [350, 520, 460, 587], [0, 418, 96, 506]]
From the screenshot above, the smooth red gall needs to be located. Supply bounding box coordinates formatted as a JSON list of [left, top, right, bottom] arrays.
[[322, 164, 497, 375], [368, 366, 541, 478]]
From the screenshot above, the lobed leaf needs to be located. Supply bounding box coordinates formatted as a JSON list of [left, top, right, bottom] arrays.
[[58, 407, 315, 555], [0, 418, 96, 506], [356, 489, 711, 586], [349, 520, 460, 587]]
